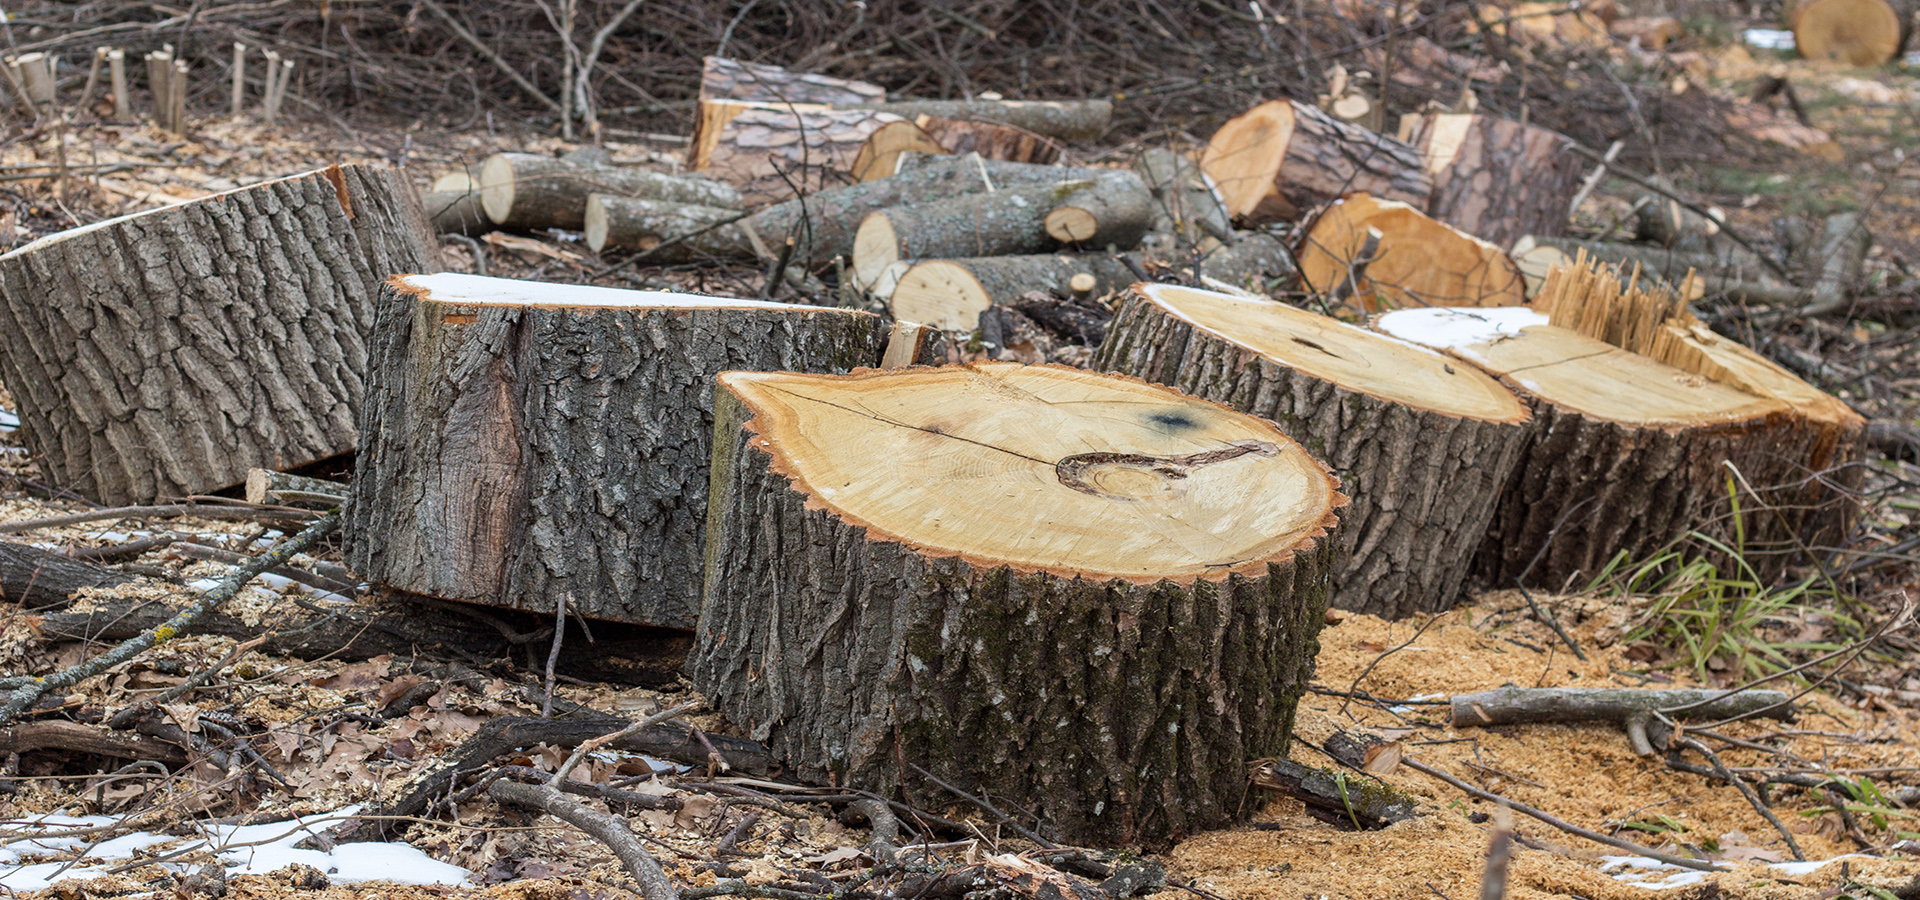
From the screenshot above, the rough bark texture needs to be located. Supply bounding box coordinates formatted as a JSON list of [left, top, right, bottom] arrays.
[[0, 540, 134, 607], [584, 195, 741, 258], [867, 99, 1111, 142], [1402, 113, 1582, 247], [700, 106, 907, 207], [345, 279, 890, 627], [1044, 172, 1154, 247], [1449, 687, 1793, 728], [480, 153, 740, 231], [1191, 233, 1297, 291], [917, 116, 1064, 164], [699, 56, 885, 106], [1202, 100, 1431, 224], [858, 184, 1074, 280], [1137, 148, 1234, 253], [0, 164, 439, 506], [1093, 293, 1530, 618], [890, 253, 1141, 331], [689, 383, 1339, 849]]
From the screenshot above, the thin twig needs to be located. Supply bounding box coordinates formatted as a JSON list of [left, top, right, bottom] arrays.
[[549, 702, 700, 785], [414, 0, 563, 114]]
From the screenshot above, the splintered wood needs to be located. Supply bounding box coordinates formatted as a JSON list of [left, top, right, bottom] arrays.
[[1534, 250, 1691, 361]]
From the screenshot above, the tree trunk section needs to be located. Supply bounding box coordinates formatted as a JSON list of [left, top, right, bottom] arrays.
[[1043, 172, 1154, 246], [423, 172, 488, 236], [1296, 193, 1526, 312], [1401, 113, 1582, 247], [479, 153, 739, 231], [0, 164, 439, 506], [1191, 233, 1298, 293], [689, 362, 1344, 849], [698, 104, 906, 208], [1201, 99, 1430, 224], [890, 254, 1141, 331], [345, 272, 890, 628], [690, 58, 885, 170], [866, 99, 1111, 142], [1791, 0, 1909, 65], [1137, 148, 1234, 252], [852, 174, 1147, 287], [851, 117, 1065, 182], [1375, 308, 1816, 588], [1094, 284, 1530, 618], [583, 196, 741, 258], [0, 540, 134, 607]]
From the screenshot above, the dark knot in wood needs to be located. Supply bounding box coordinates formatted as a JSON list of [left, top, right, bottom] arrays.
[[1054, 440, 1279, 500]]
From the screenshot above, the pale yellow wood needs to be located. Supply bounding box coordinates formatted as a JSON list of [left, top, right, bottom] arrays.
[[1199, 99, 1294, 221], [851, 211, 901, 287], [1417, 113, 1476, 177], [1297, 193, 1527, 310], [1138, 284, 1527, 423], [721, 362, 1342, 581], [889, 260, 990, 331], [852, 120, 947, 181]]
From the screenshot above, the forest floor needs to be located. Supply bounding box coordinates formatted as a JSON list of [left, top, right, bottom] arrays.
[[2, 13, 1920, 900]]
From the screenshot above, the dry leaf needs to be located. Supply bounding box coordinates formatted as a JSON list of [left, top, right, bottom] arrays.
[[1361, 741, 1404, 775]]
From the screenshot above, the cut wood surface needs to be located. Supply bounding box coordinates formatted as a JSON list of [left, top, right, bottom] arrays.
[[1200, 99, 1430, 224], [1790, 0, 1909, 65], [0, 164, 439, 506], [1095, 283, 1529, 618], [345, 273, 890, 628], [423, 171, 488, 235], [697, 102, 905, 207], [478, 152, 739, 231], [889, 254, 1140, 331], [689, 362, 1344, 848], [1043, 172, 1153, 246], [851, 116, 1064, 182], [1401, 113, 1582, 247], [689, 57, 884, 170], [584, 195, 740, 258], [1375, 307, 1808, 588], [849, 120, 948, 181], [1297, 193, 1527, 311]]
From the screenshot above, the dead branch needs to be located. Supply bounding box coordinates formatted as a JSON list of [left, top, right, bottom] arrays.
[[0, 503, 316, 534], [490, 780, 678, 900], [0, 720, 188, 765]]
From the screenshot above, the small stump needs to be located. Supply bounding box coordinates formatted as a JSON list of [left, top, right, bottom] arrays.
[[690, 362, 1345, 848], [345, 273, 891, 628]]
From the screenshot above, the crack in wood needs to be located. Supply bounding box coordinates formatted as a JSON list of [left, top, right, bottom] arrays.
[[1055, 440, 1279, 499]]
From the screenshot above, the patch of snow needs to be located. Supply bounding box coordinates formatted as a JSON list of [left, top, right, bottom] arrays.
[[1602, 853, 1873, 891], [1374, 307, 1547, 350], [1743, 29, 1795, 51], [403, 272, 803, 310], [0, 408, 17, 432]]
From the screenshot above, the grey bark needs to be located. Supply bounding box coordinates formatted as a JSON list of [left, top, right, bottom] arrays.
[[490, 781, 679, 900], [584, 195, 743, 258], [422, 189, 489, 236], [864, 99, 1111, 142], [1093, 294, 1530, 618], [860, 181, 1131, 275], [0, 164, 440, 506], [480, 153, 740, 231], [688, 386, 1338, 849], [1450, 687, 1793, 728], [0, 539, 134, 607], [1190, 233, 1297, 291], [1043, 172, 1154, 247], [1136, 148, 1233, 247], [345, 282, 890, 627]]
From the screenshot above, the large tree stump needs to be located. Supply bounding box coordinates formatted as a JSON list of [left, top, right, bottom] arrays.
[[1399, 113, 1582, 247], [345, 273, 891, 628], [0, 164, 438, 506], [689, 362, 1344, 848], [1374, 307, 1810, 588], [1296, 193, 1527, 311], [697, 102, 906, 207], [1200, 99, 1430, 224], [1095, 284, 1531, 619], [478, 153, 739, 232]]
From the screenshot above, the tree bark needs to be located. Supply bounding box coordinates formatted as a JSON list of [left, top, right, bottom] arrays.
[[1043, 173, 1154, 246], [1201, 99, 1430, 224], [1136, 148, 1234, 253], [0, 539, 134, 607], [345, 273, 890, 628], [479, 153, 739, 231], [1375, 309, 1815, 588], [1401, 113, 1583, 247], [0, 164, 439, 506], [1450, 687, 1793, 728], [889, 254, 1141, 331], [1094, 284, 1531, 618], [697, 103, 906, 208], [866, 99, 1111, 142], [1190, 233, 1298, 293], [690, 57, 886, 172], [583, 196, 740, 258], [1296, 193, 1527, 312], [851, 174, 1147, 287], [689, 362, 1344, 849]]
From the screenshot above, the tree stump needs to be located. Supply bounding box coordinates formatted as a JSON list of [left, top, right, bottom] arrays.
[[1399, 113, 1582, 247], [1374, 307, 1807, 588], [1095, 284, 1530, 618], [690, 57, 886, 171], [1200, 99, 1430, 224], [689, 362, 1345, 848], [344, 273, 892, 628], [1296, 193, 1527, 312], [478, 153, 739, 232], [0, 164, 438, 505], [1790, 0, 1909, 65]]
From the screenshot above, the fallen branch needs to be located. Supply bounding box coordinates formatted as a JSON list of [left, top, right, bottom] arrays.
[[490, 780, 678, 900], [0, 719, 188, 764], [0, 503, 315, 534], [1249, 758, 1420, 829], [1450, 686, 1793, 754]]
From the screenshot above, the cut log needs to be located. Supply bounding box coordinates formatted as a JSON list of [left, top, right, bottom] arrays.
[[852, 174, 1150, 288], [1136, 148, 1234, 249], [690, 57, 886, 172], [851, 117, 1065, 182], [849, 120, 949, 181], [1790, 0, 1909, 65], [696, 102, 906, 207], [0, 164, 439, 506], [1634, 196, 1728, 252], [478, 152, 739, 232], [1296, 193, 1527, 311], [1515, 234, 1797, 303], [0, 539, 134, 607], [689, 362, 1345, 848], [1401, 113, 1583, 247], [1609, 16, 1684, 49], [1094, 284, 1530, 618], [1200, 99, 1431, 224], [1374, 307, 1809, 588], [583, 195, 740, 259], [345, 273, 890, 628], [423, 171, 489, 236], [866, 98, 1111, 142], [890, 254, 1140, 331]]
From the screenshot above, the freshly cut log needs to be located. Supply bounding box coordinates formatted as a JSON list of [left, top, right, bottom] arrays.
[[689, 362, 1344, 848], [422, 171, 489, 236], [0, 164, 438, 505], [851, 173, 1150, 287], [1375, 307, 1806, 588], [1137, 148, 1234, 249], [1790, 0, 1909, 65], [849, 120, 949, 181], [850, 116, 1064, 181], [591, 155, 1113, 267], [1400, 113, 1582, 247], [867, 98, 1110, 142], [583, 195, 740, 259], [345, 273, 890, 628], [1094, 284, 1529, 618], [479, 153, 738, 231], [890, 254, 1140, 331], [697, 102, 906, 207], [1200, 99, 1430, 224], [1609, 16, 1684, 49], [690, 57, 884, 171], [1296, 193, 1526, 311]]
